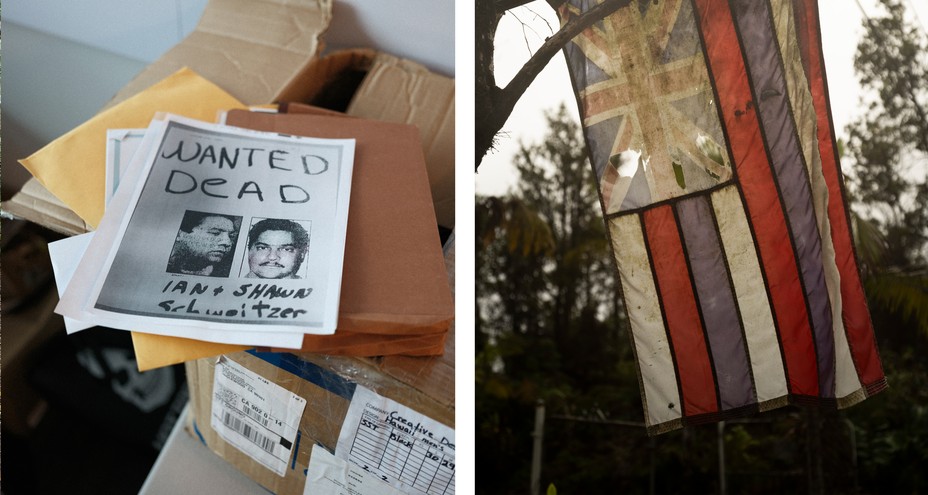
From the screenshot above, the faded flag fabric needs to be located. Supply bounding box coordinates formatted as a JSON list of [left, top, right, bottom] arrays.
[[557, 0, 887, 434]]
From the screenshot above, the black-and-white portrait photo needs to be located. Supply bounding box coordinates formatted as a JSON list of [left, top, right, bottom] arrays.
[[241, 218, 311, 279], [166, 210, 241, 277]]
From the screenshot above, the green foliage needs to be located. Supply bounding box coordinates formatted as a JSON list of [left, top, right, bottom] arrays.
[[477, 196, 556, 257], [476, 105, 632, 493], [831, 4, 928, 491], [864, 270, 928, 332], [475, 4, 928, 486], [846, 0, 928, 270], [852, 0, 928, 156], [845, 346, 928, 493], [845, 1, 928, 338]]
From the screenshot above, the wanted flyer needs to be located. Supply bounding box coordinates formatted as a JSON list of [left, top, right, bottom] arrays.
[[57, 115, 355, 339]]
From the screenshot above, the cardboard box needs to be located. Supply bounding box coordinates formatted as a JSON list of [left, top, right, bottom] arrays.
[[379, 233, 455, 400], [1, 178, 92, 237], [2, 0, 455, 367], [105, 0, 333, 108], [346, 54, 455, 230], [3, 0, 335, 233], [185, 237, 454, 495], [128, 108, 453, 371], [3, 50, 456, 237], [225, 109, 453, 336], [290, 51, 456, 229], [4, 34, 454, 236]]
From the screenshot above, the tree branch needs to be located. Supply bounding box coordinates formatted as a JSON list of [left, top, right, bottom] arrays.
[[496, 0, 536, 12], [500, 0, 622, 110], [476, 0, 625, 168]]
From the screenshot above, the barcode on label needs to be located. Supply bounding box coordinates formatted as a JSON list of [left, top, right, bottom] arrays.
[[222, 410, 276, 454], [242, 404, 270, 427]]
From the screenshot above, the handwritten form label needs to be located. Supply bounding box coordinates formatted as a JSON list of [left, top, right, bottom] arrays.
[[335, 386, 455, 495], [211, 356, 307, 476], [304, 444, 410, 495]]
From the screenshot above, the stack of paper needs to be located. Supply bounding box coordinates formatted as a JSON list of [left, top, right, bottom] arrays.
[[21, 68, 454, 370]]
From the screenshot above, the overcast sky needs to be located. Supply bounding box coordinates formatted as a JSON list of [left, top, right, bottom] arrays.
[[474, 0, 928, 196]]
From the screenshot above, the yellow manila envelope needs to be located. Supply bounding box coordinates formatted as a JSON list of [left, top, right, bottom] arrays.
[[132, 333, 247, 372], [20, 67, 249, 371], [19, 67, 246, 228]]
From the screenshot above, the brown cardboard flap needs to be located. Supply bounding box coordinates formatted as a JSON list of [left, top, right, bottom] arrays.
[[134, 325, 444, 372], [377, 235, 456, 410], [225, 110, 454, 336], [292, 330, 447, 357], [107, 0, 332, 107], [277, 49, 377, 108], [197, 0, 330, 49], [1, 179, 91, 236], [346, 54, 455, 228]]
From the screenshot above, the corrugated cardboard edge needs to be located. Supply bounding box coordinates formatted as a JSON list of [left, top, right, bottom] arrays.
[[276, 48, 377, 104], [105, 0, 333, 108], [335, 314, 453, 335], [1, 180, 91, 236], [346, 53, 455, 229], [375, 233, 456, 409]]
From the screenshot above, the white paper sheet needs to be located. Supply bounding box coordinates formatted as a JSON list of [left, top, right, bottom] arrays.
[[48, 232, 97, 334], [335, 386, 455, 495], [105, 128, 147, 204], [47, 232, 306, 348], [304, 444, 410, 495], [57, 115, 356, 341]]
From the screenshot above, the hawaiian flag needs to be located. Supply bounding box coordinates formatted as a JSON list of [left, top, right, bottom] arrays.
[[557, 0, 887, 434]]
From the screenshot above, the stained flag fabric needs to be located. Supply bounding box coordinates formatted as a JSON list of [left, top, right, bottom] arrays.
[[556, 0, 887, 434]]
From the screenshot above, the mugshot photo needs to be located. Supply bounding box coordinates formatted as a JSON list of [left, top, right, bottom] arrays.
[[240, 217, 312, 279], [166, 210, 242, 278]]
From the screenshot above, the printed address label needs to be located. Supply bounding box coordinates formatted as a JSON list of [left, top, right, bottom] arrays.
[[211, 355, 307, 476]]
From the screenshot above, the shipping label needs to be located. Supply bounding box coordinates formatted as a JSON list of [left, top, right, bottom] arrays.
[[211, 356, 307, 475]]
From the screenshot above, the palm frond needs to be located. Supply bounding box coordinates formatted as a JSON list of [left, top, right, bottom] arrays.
[[864, 270, 928, 334], [477, 196, 556, 256]]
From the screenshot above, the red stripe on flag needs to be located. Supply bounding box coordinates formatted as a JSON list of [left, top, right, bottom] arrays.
[[643, 205, 718, 416], [800, 0, 885, 388], [691, 0, 820, 396]]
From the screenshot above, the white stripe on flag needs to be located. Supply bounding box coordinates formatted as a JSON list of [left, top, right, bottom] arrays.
[[770, 0, 863, 400], [710, 185, 789, 406], [610, 214, 681, 427]]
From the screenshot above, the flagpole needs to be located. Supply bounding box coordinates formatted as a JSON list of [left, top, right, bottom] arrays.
[[530, 399, 546, 495]]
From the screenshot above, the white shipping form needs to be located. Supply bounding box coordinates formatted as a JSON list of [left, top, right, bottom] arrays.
[[304, 444, 410, 495], [335, 386, 455, 495]]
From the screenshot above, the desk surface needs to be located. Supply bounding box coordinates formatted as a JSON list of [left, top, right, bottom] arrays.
[[139, 403, 269, 495]]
